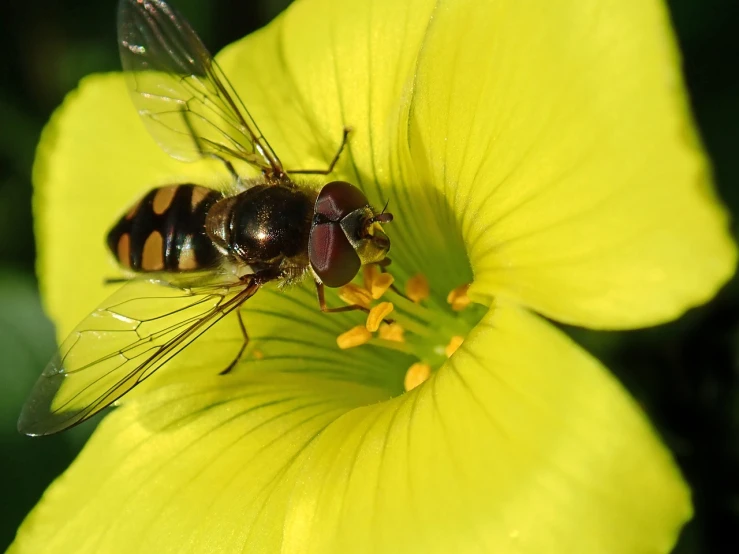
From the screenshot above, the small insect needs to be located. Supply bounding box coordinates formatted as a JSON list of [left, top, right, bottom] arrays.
[[18, 0, 393, 436]]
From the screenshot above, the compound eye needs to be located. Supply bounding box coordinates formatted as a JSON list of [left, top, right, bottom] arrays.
[[315, 181, 369, 221], [309, 222, 361, 287]]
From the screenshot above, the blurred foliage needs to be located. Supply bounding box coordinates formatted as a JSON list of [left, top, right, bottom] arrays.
[[0, 0, 736, 552]]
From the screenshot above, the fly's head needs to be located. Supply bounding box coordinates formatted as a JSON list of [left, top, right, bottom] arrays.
[[308, 181, 393, 287]]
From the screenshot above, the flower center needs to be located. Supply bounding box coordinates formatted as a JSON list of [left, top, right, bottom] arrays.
[[335, 266, 485, 392]]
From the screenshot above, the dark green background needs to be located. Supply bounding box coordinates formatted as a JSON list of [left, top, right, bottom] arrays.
[[0, 1, 737, 552]]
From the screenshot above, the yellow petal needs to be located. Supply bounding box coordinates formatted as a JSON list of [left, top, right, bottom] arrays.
[[407, 0, 736, 328], [10, 372, 387, 554], [282, 302, 691, 553], [11, 303, 690, 554], [270, 0, 473, 293]]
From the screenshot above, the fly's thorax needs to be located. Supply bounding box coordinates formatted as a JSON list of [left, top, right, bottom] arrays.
[[204, 195, 238, 255], [206, 184, 315, 265], [107, 184, 221, 273]]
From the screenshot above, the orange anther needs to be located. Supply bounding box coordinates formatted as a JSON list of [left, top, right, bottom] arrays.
[[370, 273, 395, 299], [338, 283, 373, 309], [336, 325, 373, 349], [445, 336, 465, 357], [405, 274, 430, 303], [446, 283, 471, 311], [404, 362, 432, 391], [363, 264, 379, 291], [378, 322, 405, 343], [366, 302, 394, 332]]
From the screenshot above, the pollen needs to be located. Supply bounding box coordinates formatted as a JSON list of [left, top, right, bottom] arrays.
[[366, 302, 394, 332], [404, 362, 432, 391], [337, 325, 373, 349], [378, 322, 405, 342], [445, 335, 465, 357], [405, 274, 430, 303], [338, 283, 373, 309], [447, 283, 471, 311], [252, 349, 264, 360]]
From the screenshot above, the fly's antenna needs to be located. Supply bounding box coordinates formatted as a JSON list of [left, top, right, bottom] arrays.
[[371, 200, 393, 224]]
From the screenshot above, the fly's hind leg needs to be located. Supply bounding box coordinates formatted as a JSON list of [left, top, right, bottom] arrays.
[[219, 310, 249, 375]]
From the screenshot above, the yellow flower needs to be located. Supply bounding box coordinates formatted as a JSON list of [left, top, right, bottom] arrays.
[[11, 0, 736, 552]]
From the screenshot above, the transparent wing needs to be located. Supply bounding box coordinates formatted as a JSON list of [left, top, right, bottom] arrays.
[[117, 0, 283, 175], [18, 278, 259, 436]]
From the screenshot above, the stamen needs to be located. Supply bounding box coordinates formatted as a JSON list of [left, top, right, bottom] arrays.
[[447, 283, 471, 311], [405, 274, 430, 303], [338, 283, 373, 309], [366, 302, 394, 332], [370, 273, 394, 299], [332, 269, 480, 398], [363, 265, 379, 291], [337, 325, 373, 349], [404, 362, 432, 391], [378, 322, 405, 342], [445, 336, 464, 357]]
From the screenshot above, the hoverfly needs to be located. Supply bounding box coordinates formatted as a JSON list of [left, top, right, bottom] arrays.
[[18, 0, 393, 436]]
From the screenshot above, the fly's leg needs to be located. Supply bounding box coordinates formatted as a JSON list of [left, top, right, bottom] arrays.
[[287, 127, 351, 175], [220, 270, 282, 375], [219, 310, 249, 375], [103, 277, 131, 285], [315, 281, 369, 315], [315, 281, 395, 324]]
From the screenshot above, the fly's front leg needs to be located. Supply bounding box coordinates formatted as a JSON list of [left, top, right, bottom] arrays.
[[287, 127, 351, 175], [315, 281, 369, 315], [315, 281, 395, 324]]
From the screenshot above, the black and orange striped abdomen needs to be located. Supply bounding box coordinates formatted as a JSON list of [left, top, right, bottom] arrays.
[[107, 184, 222, 272]]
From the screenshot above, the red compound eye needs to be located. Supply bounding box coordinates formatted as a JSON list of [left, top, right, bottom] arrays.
[[309, 222, 361, 287], [314, 181, 369, 221]]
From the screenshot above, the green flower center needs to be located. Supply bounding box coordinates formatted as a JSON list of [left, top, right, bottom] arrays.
[[335, 267, 486, 392]]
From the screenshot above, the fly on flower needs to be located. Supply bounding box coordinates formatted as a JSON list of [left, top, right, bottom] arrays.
[[18, 0, 393, 437]]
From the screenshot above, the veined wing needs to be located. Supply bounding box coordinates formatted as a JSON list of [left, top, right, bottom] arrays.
[[18, 278, 259, 436], [117, 0, 283, 175]]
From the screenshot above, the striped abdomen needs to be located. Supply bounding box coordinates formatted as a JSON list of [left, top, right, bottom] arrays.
[[107, 184, 222, 272]]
